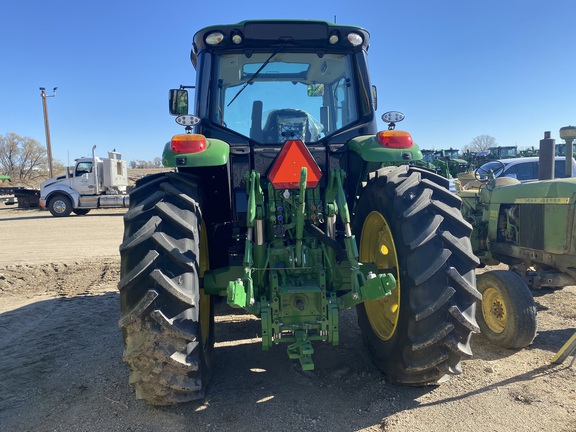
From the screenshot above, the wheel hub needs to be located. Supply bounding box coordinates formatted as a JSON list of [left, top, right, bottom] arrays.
[[53, 200, 67, 214], [482, 287, 507, 333], [360, 211, 400, 341]]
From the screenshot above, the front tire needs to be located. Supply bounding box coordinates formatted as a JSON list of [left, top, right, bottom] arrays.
[[118, 172, 214, 405], [476, 270, 537, 348], [354, 165, 481, 385], [48, 195, 73, 217]]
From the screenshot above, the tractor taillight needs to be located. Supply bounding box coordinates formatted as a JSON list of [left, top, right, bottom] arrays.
[[268, 140, 322, 189], [377, 130, 413, 149], [170, 134, 207, 153]]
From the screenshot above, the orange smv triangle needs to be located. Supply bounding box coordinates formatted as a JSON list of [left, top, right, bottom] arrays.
[[268, 139, 322, 189]]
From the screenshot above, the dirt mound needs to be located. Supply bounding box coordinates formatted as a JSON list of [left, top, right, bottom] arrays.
[[0, 260, 118, 297]]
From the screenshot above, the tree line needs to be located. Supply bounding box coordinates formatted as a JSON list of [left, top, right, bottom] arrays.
[[129, 158, 163, 169], [461, 134, 497, 153], [0, 133, 60, 187]]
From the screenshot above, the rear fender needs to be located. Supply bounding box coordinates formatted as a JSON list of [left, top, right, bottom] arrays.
[[162, 138, 230, 168], [348, 135, 423, 163]]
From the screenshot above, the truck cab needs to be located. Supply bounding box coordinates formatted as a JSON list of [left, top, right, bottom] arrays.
[[39, 147, 129, 216], [69, 157, 97, 195]]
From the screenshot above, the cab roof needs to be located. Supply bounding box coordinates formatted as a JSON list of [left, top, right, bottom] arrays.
[[191, 20, 370, 66]]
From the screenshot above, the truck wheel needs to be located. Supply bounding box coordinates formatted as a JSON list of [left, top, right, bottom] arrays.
[[48, 195, 73, 217], [476, 270, 537, 349], [72, 209, 90, 216], [118, 172, 214, 405], [354, 165, 481, 385]]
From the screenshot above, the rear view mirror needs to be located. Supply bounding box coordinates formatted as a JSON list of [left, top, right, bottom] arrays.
[[169, 89, 189, 115], [307, 84, 324, 97]]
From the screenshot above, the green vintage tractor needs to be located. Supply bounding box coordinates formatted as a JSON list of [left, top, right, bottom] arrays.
[[118, 20, 480, 405], [458, 132, 576, 349], [417, 148, 469, 180], [433, 148, 470, 178], [465, 145, 519, 169]]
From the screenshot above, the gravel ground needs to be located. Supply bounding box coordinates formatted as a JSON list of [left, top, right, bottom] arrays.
[[0, 207, 575, 432]]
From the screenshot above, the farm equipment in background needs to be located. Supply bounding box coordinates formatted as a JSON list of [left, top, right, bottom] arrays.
[[519, 146, 539, 157], [488, 145, 518, 159], [0, 175, 13, 205], [39, 146, 129, 216], [0, 175, 40, 208], [461, 145, 519, 176], [117, 20, 480, 405], [457, 129, 576, 349], [417, 149, 438, 171], [417, 148, 469, 179], [470, 145, 518, 165], [556, 142, 576, 157], [433, 148, 470, 178], [458, 145, 521, 189]]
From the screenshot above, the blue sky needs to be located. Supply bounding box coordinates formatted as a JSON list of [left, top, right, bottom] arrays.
[[1, 0, 575, 164]]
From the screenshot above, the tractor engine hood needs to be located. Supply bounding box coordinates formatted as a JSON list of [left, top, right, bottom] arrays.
[[485, 177, 576, 205]]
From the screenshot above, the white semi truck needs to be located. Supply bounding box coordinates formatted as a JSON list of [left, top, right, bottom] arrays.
[[40, 146, 130, 216]]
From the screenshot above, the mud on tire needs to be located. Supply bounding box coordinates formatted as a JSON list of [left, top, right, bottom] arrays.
[[354, 165, 481, 385], [118, 172, 214, 405]]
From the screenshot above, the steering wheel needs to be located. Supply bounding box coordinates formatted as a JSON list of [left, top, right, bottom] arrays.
[[474, 161, 506, 183]]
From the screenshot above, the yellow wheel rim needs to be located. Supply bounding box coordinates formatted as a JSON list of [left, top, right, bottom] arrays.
[[359, 211, 400, 340], [199, 220, 211, 346], [481, 286, 507, 333]]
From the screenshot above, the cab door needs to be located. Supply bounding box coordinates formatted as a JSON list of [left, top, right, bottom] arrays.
[[71, 161, 96, 195]]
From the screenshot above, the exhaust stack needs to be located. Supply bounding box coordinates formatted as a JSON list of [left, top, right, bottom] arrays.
[[538, 131, 555, 180]]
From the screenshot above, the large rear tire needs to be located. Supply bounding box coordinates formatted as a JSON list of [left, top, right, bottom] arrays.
[[354, 165, 481, 385], [476, 270, 537, 349], [118, 172, 214, 405]]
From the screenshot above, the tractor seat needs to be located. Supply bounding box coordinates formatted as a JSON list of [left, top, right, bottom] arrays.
[[263, 109, 317, 144]]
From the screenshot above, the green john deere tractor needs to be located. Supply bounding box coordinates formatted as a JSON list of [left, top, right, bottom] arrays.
[[458, 130, 576, 349], [417, 148, 469, 179], [118, 20, 480, 405], [433, 148, 470, 178]]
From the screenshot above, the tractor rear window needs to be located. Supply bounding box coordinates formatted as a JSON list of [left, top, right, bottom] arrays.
[[211, 51, 359, 143]]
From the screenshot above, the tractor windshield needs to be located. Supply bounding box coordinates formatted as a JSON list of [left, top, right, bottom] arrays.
[[443, 149, 460, 159], [210, 51, 359, 143], [499, 147, 517, 158]]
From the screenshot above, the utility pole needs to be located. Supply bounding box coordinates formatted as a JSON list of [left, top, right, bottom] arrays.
[[40, 87, 57, 178]]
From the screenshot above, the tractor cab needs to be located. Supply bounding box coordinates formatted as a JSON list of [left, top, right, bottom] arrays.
[[166, 21, 383, 207], [165, 20, 419, 238], [171, 21, 376, 145]]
